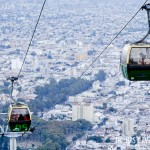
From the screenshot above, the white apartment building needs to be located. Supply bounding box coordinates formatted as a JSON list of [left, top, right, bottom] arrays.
[[123, 118, 134, 137], [72, 102, 94, 123], [11, 58, 22, 71]]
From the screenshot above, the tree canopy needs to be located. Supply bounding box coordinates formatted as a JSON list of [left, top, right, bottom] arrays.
[[19, 118, 92, 150], [29, 78, 93, 113], [95, 70, 106, 82]]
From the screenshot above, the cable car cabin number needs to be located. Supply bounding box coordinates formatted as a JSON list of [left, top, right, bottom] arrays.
[[9, 123, 30, 132]]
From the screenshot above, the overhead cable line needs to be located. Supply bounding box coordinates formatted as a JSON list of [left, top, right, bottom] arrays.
[[51, 0, 148, 108], [7, 0, 47, 102], [18, 0, 47, 78], [31, 0, 148, 133], [2, 1, 48, 142]]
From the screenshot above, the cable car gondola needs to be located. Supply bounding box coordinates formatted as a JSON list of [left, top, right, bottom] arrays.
[[121, 3, 150, 81], [121, 43, 150, 80], [8, 102, 31, 132]]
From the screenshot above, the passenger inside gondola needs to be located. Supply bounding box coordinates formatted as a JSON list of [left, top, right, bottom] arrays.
[[10, 108, 30, 122], [24, 114, 30, 121], [11, 114, 19, 121], [129, 57, 138, 64], [139, 53, 146, 65], [129, 48, 150, 65], [18, 114, 24, 121]]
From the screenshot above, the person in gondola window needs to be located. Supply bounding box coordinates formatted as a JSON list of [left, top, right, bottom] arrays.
[[24, 114, 30, 120], [139, 53, 146, 65], [18, 114, 24, 121], [129, 57, 138, 64]]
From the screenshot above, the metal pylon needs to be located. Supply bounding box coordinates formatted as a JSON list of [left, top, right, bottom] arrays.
[[0, 113, 32, 150], [0, 124, 32, 150], [10, 137, 16, 150]]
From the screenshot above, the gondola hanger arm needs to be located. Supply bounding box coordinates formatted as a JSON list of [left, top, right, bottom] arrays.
[[137, 3, 150, 43]]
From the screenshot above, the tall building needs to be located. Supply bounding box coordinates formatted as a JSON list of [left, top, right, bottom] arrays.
[[11, 58, 22, 71], [75, 52, 87, 61], [72, 102, 94, 123], [123, 118, 134, 136]]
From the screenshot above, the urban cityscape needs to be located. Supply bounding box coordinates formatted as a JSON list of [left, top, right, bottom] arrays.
[[0, 0, 150, 150]]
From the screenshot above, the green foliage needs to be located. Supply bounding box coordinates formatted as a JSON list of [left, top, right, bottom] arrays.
[[3, 81, 10, 87], [27, 118, 92, 150], [87, 136, 103, 143], [77, 132, 84, 138], [17, 98, 25, 103], [76, 119, 93, 131], [108, 107, 117, 113], [95, 70, 106, 82], [115, 81, 125, 86], [0, 137, 9, 150], [17, 147, 22, 150], [0, 102, 9, 113], [0, 85, 10, 94], [29, 78, 93, 113], [103, 102, 107, 109], [105, 137, 111, 143], [37, 141, 61, 150], [72, 131, 84, 141]]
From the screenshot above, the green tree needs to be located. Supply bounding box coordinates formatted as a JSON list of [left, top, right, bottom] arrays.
[[87, 136, 103, 143], [17, 146, 22, 150], [105, 137, 111, 143], [95, 70, 106, 82], [30, 78, 93, 113], [109, 107, 117, 113], [27, 119, 92, 150], [103, 102, 107, 109], [0, 137, 8, 150], [76, 119, 92, 131], [4, 81, 10, 87]]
